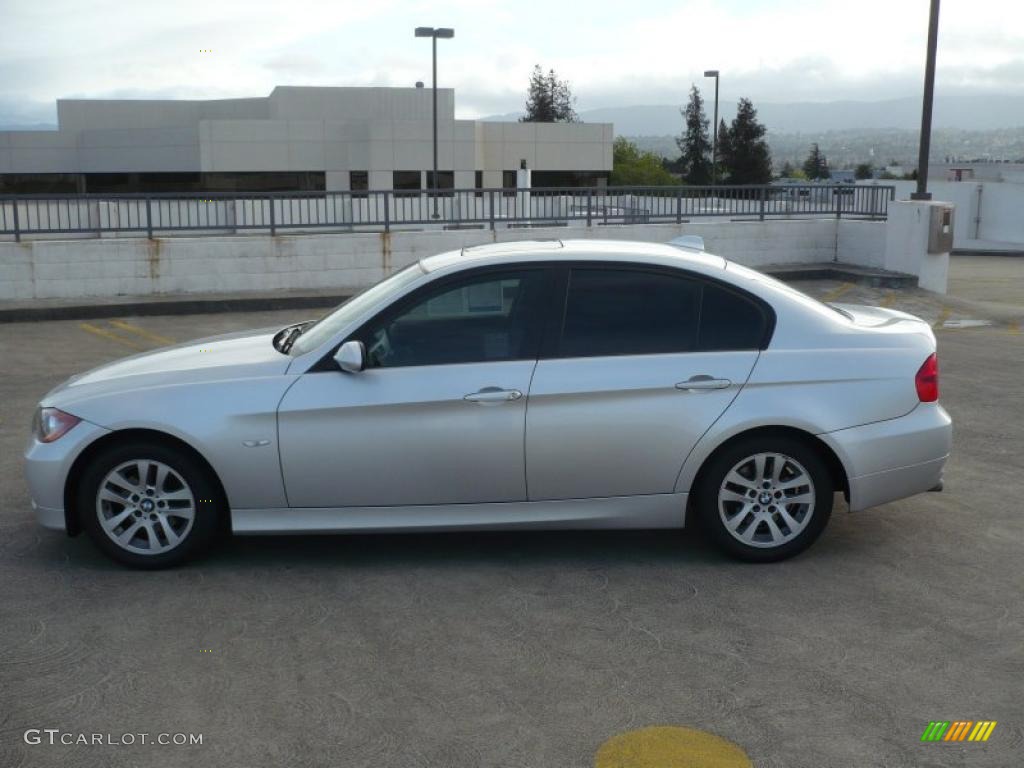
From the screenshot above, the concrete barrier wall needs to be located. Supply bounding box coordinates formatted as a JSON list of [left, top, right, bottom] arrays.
[[868, 180, 1024, 250], [0, 219, 851, 301]]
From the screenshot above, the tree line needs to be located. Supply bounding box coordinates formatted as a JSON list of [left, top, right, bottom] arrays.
[[521, 67, 864, 186]]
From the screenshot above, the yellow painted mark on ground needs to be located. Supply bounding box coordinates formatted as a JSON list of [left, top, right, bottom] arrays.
[[79, 323, 144, 350], [879, 292, 897, 308], [595, 726, 752, 768], [1008, 322, 1020, 335], [108, 319, 175, 346], [821, 282, 854, 303], [933, 307, 952, 330]]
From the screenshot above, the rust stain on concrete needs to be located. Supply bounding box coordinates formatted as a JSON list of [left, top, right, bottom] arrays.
[[380, 231, 392, 275], [146, 238, 162, 280]]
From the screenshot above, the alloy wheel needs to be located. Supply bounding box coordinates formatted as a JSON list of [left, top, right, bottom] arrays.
[[95, 459, 196, 555], [717, 452, 816, 549]]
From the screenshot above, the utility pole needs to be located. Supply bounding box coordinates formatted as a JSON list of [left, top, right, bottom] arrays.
[[912, 0, 940, 200], [704, 70, 720, 185], [414, 27, 455, 218]]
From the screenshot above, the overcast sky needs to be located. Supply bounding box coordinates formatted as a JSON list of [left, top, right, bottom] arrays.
[[1, 0, 1021, 125]]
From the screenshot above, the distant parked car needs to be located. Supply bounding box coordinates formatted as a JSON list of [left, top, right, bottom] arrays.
[[25, 240, 951, 568]]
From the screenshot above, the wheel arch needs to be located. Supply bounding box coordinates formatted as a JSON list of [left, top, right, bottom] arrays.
[[63, 428, 231, 537], [683, 425, 850, 523]]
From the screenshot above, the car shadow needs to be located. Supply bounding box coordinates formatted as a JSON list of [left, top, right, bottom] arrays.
[[206, 527, 722, 572]]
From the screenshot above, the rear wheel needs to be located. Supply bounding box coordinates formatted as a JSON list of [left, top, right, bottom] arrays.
[[78, 441, 222, 569], [695, 436, 833, 562]]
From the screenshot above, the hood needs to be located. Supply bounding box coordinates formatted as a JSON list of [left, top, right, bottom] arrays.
[[43, 327, 292, 408]]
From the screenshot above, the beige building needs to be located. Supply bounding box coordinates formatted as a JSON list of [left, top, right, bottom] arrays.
[[0, 86, 613, 194]]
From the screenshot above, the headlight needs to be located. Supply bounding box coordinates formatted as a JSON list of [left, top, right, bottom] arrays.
[[33, 407, 81, 443]]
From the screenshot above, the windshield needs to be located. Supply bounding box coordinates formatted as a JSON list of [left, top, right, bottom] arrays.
[[288, 263, 426, 355]]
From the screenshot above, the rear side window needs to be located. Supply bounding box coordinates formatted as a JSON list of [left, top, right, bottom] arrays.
[[560, 269, 701, 357], [697, 283, 769, 351]]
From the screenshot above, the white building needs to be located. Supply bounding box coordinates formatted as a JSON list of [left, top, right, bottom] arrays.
[[0, 86, 613, 194]]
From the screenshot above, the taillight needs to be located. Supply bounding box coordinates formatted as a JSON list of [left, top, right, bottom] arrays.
[[915, 353, 939, 402]]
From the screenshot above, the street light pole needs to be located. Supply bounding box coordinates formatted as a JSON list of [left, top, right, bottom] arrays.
[[911, 0, 940, 200], [415, 26, 454, 219], [704, 70, 720, 185]]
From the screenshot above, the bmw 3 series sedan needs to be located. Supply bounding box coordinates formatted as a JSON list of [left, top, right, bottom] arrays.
[[25, 239, 952, 568]]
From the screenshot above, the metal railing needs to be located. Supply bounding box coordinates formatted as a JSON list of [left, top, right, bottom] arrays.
[[0, 184, 895, 241]]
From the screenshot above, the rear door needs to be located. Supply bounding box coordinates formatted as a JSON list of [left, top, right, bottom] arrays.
[[525, 266, 769, 500]]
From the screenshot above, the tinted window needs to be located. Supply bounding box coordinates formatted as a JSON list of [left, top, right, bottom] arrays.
[[560, 269, 701, 357], [697, 283, 768, 351], [362, 271, 547, 368]]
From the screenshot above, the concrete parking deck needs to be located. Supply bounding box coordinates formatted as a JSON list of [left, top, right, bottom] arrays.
[[0, 264, 1021, 767]]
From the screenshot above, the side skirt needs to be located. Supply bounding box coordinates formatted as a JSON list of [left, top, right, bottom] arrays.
[[232, 493, 689, 535]]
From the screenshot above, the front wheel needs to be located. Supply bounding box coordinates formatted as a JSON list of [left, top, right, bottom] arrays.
[[695, 436, 833, 562], [78, 441, 222, 569]]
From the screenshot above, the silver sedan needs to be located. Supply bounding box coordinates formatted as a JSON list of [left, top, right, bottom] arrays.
[[24, 239, 952, 568]]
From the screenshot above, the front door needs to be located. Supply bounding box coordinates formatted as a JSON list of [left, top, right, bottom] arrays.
[[278, 267, 552, 508]]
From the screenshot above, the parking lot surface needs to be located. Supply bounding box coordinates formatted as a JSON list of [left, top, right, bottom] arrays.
[[1, 260, 1022, 767]]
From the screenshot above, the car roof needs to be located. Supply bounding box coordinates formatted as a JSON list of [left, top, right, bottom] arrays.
[[419, 239, 727, 274]]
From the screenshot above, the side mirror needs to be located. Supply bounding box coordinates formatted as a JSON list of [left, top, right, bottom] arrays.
[[333, 340, 365, 373]]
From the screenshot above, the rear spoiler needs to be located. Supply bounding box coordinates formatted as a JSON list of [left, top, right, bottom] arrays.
[[667, 235, 705, 252]]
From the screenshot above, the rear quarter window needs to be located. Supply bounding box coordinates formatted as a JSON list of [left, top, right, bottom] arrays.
[[697, 283, 770, 351]]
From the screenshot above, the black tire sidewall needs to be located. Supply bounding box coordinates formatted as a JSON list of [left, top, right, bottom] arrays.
[[78, 441, 220, 569], [695, 435, 834, 563]]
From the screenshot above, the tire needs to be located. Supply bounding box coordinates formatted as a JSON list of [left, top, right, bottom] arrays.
[[694, 435, 833, 562], [77, 441, 223, 569]]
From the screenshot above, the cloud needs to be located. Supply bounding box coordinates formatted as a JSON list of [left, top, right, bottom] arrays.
[[0, 0, 1022, 125]]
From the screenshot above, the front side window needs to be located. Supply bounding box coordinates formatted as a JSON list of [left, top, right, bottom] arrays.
[[559, 269, 702, 358], [360, 270, 548, 368]]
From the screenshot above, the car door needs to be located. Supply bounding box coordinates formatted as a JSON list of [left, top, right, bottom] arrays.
[[277, 266, 553, 508], [525, 266, 769, 500]]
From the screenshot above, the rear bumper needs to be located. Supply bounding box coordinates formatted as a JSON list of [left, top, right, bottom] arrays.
[[821, 403, 952, 512]]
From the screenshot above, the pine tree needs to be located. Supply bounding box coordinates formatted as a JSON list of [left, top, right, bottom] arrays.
[[802, 143, 830, 180], [715, 118, 732, 183], [522, 66, 554, 122], [549, 70, 579, 123], [720, 98, 772, 184], [522, 66, 578, 123], [675, 86, 712, 185]]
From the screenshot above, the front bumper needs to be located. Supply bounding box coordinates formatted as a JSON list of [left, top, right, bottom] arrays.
[[821, 402, 952, 512], [24, 419, 110, 532]]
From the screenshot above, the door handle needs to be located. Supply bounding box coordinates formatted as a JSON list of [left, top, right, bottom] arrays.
[[675, 375, 732, 392], [464, 387, 523, 404]]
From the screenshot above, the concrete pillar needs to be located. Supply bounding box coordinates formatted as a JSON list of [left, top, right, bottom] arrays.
[[369, 171, 391, 192], [883, 200, 952, 293], [325, 172, 349, 192]]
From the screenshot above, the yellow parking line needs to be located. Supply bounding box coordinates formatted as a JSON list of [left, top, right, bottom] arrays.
[[822, 282, 854, 303], [879, 292, 897, 308], [108, 319, 175, 346], [933, 307, 952, 330], [79, 322, 145, 350], [596, 726, 752, 768], [1008, 322, 1020, 335]]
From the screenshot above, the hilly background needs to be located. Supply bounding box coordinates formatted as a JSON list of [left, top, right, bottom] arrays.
[[487, 93, 1024, 167]]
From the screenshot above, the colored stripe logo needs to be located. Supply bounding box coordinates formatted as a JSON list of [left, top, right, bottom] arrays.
[[921, 721, 997, 742]]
